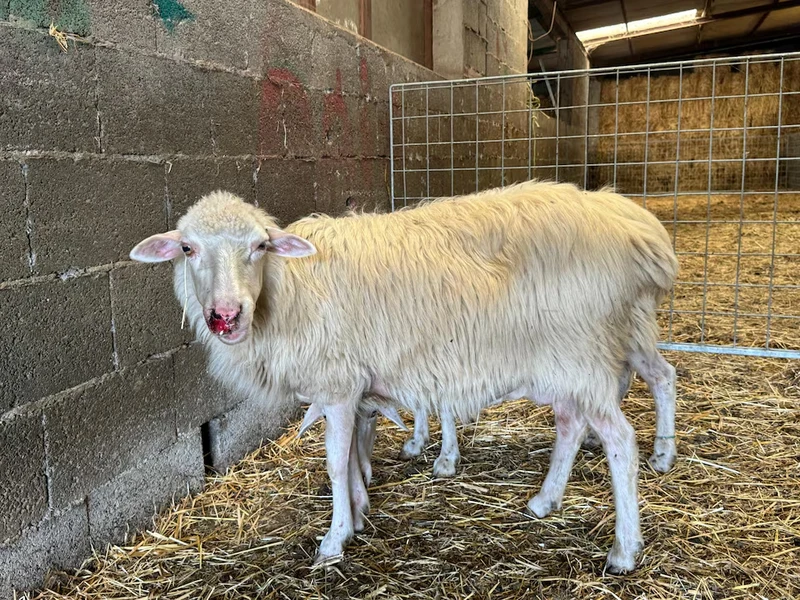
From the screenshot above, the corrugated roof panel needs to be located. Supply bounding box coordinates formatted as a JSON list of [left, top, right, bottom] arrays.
[[565, 2, 626, 31], [623, 0, 703, 22], [758, 5, 800, 32], [710, 0, 763, 12], [700, 14, 762, 40]]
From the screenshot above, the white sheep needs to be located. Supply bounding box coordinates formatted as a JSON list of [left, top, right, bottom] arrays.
[[130, 180, 678, 573]]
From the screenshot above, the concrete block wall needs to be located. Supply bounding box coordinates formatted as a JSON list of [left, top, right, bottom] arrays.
[[434, 0, 529, 79], [0, 0, 437, 595]]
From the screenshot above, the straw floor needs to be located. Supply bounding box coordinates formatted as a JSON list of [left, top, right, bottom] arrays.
[[32, 192, 800, 600]]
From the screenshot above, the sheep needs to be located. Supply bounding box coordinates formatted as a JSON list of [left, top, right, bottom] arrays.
[[130, 180, 678, 573]]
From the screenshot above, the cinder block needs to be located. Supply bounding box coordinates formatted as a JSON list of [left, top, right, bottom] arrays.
[[353, 99, 390, 158], [111, 263, 191, 367], [7, 0, 90, 34], [0, 410, 47, 544], [26, 158, 166, 274], [260, 71, 317, 158], [464, 0, 487, 36], [85, 0, 158, 52], [261, 0, 319, 82], [309, 31, 361, 94], [0, 504, 90, 597], [88, 430, 204, 546], [155, 0, 268, 73], [254, 158, 316, 224], [166, 158, 256, 227], [0, 160, 29, 282], [0, 274, 113, 410], [309, 88, 360, 159], [206, 392, 299, 472], [173, 343, 241, 435], [97, 48, 259, 156], [0, 27, 98, 153], [262, 0, 360, 94], [464, 28, 488, 76], [315, 158, 389, 216], [44, 359, 177, 508]]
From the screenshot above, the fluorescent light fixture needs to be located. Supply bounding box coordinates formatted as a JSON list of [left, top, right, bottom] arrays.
[[576, 9, 699, 48]]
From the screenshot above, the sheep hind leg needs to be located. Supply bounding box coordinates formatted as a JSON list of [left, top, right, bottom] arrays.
[[527, 398, 587, 518], [582, 364, 632, 450], [629, 347, 677, 473], [432, 404, 461, 478], [400, 406, 429, 459], [356, 411, 377, 487], [348, 420, 370, 533], [586, 404, 643, 574]]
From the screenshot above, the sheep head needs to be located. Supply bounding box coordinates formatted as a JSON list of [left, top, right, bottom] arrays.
[[129, 191, 316, 344]]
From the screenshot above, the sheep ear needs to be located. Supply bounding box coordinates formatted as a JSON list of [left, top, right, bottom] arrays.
[[266, 227, 317, 258], [130, 230, 183, 263]]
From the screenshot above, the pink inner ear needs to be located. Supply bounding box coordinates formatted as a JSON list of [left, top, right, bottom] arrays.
[[268, 231, 316, 258], [130, 231, 183, 262]]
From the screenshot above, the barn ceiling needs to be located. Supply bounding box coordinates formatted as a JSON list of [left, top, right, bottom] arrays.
[[535, 0, 800, 67]]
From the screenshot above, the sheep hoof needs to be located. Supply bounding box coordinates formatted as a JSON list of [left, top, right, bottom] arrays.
[[526, 494, 559, 519], [313, 551, 344, 568], [400, 437, 425, 459], [647, 451, 676, 473], [605, 540, 641, 575], [432, 454, 459, 478]]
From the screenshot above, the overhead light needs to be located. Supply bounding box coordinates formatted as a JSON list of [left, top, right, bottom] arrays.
[[576, 9, 699, 48]]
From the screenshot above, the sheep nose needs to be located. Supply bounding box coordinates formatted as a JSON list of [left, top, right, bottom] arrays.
[[211, 305, 241, 321]]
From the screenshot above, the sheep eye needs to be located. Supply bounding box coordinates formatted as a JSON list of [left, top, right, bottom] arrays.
[[256, 241, 269, 252], [181, 245, 192, 255]]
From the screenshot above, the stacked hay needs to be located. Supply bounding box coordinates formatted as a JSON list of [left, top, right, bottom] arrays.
[[593, 58, 800, 195]]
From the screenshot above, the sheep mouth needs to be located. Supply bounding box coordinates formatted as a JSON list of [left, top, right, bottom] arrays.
[[206, 314, 247, 344]]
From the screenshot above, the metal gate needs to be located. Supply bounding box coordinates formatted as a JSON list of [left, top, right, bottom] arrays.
[[389, 52, 800, 359]]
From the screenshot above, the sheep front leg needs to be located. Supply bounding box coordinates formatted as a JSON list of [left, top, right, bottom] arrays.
[[400, 406, 429, 459], [316, 402, 357, 564], [587, 405, 643, 574], [432, 404, 460, 478]]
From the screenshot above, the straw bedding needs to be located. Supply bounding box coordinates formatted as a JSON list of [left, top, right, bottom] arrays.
[[32, 193, 800, 600]]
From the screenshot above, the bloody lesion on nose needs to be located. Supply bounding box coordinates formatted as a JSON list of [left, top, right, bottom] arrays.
[[207, 305, 241, 335]]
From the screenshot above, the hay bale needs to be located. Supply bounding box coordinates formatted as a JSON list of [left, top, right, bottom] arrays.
[[592, 59, 800, 195]]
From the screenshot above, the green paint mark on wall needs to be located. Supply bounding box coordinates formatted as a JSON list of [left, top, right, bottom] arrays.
[[54, 0, 90, 36], [6, 0, 91, 35], [8, 0, 47, 27], [152, 0, 194, 33]]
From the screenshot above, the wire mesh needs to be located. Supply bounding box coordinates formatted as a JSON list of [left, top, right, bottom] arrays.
[[389, 52, 800, 359]]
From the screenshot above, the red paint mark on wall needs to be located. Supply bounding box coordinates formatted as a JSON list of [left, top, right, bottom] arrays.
[[322, 69, 351, 153], [259, 67, 312, 157], [359, 57, 369, 95]]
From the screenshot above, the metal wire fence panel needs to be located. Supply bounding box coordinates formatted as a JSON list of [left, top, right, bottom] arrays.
[[389, 52, 800, 359]]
